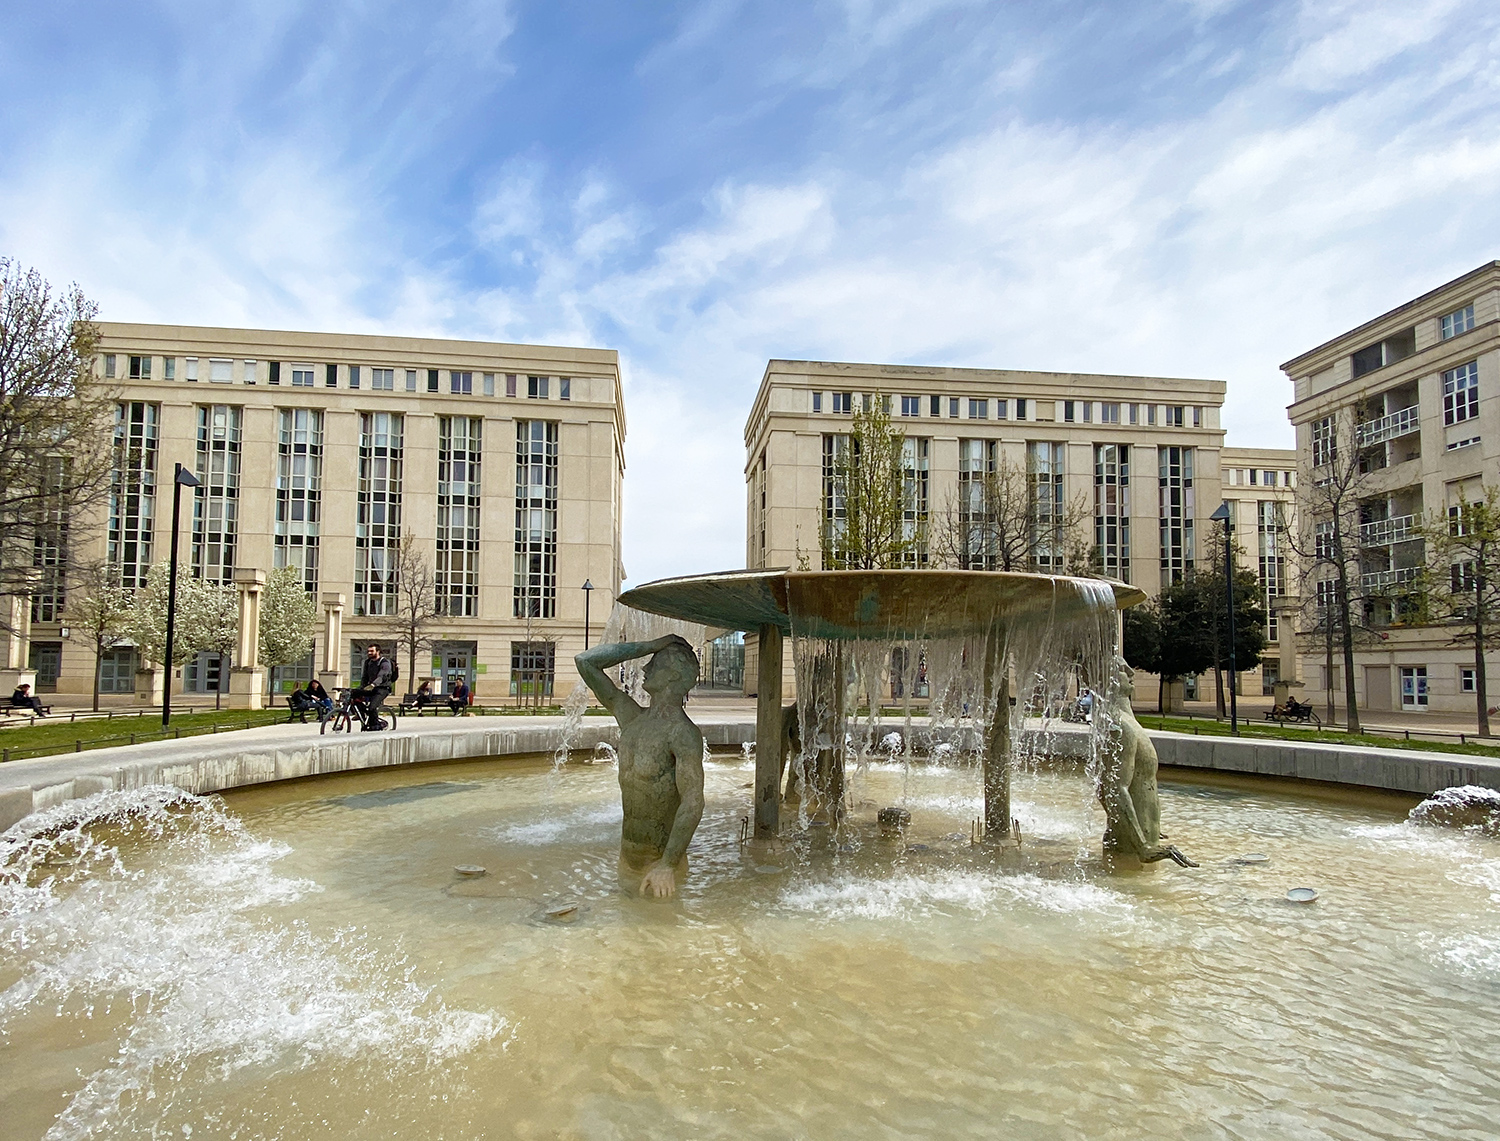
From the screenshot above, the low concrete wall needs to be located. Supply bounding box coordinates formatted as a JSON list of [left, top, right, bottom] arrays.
[[0, 718, 758, 833]]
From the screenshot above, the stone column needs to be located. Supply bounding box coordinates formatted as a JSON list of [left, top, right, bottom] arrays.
[[228, 568, 266, 709], [318, 591, 346, 691], [0, 587, 37, 695]]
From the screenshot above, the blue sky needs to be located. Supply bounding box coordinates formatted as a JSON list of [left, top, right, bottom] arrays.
[[3, 0, 1498, 584]]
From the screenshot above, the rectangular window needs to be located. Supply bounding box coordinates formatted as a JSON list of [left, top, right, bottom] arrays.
[[209, 358, 233, 383], [268, 361, 281, 385], [129, 355, 151, 380], [349, 365, 360, 389], [510, 641, 556, 698], [1311, 415, 1336, 466], [1029, 441, 1066, 572], [104, 354, 116, 378], [506, 373, 517, 397], [371, 368, 395, 391], [560, 377, 571, 401], [1352, 328, 1416, 377], [164, 358, 176, 381], [901, 395, 921, 417], [325, 364, 337, 388], [528, 375, 549, 399], [957, 439, 997, 570], [1016, 398, 1027, 420], [969, 398, 987, 419], [483, 373, 495, 397], [1462, 668, 1477, 693], [99, 647, 137, 693], [1128, 403, 1138, 425], [1192, 406, 1202, 428], [822, 435, 848, 567], [515, 420, 559, 618], [109, 402, 158, 588], [750, 451, 767, 567], [451, 370, 473, 395], [996, 399, 1008, 420], [30, 457, 68, 623], [427, 369, 439, 393], [437, 416, 482, 617], [1314, 519, 1335, 560], [812, 391, 823, 413], [930, 395, 941, 417], [1064, 400, 1076, 423], [290, 364, 315, 387], [193, 405, 242, 585], [833, 392, 853, 414], [1258, 501, 1285, 641], [1443, 361, 1479, 425], [406, 369, 417, 392], [1315, 578, 1337, 611], [185, 358, 198, 381], [1262, 470, 1275, 486], [1094, 443, 1130, 581], [1166, 406, 1184, 427], [275, 408, 323, 594], [1451, 559, 1475, 593], [1100, 403, 1120, 425], [900, 437, 930, 568], [243, 360, 258, 384], [356, 412, 404, 616], [1146, 403, 1157, 426], [1158, 445, 1195, 584], [1441, 304, 1475, 340], [1400, 666, 1428, 710], [948, 397, 959, 418]]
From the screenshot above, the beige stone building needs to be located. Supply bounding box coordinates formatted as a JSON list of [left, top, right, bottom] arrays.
[[1283, 260, 1500, 716], [742, 359, 1230, 698], [22, 323, 625, 706], [1221, 446, 1299, 696]]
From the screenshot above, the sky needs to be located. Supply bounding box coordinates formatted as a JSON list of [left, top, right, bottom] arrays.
[[2, 0, 1498, 586]]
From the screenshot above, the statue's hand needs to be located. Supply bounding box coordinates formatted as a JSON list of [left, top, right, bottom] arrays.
[[640, 863, 677, 898]]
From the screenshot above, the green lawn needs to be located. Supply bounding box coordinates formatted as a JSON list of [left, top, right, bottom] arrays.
[[0, 702, 612, 763], [1139, 712, 1500, 759]]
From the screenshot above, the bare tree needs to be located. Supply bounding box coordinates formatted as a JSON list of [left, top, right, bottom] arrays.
[[67, 561, 133, 712], [1421, 484, 1500, 737], [820, 397, 921, 569], [379, 532, 440, 693], [0, 260, 113, 630], [929, 451, 1091, 573]]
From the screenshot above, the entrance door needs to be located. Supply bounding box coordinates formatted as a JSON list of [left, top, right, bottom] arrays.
[[28, 642, 62, 692], [1364, 666, 1392, 711], [440, 649, 473, 696]]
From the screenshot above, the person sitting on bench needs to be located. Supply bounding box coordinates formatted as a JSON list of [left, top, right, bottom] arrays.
[[305, 677, 332, 719], [9, 683, 45, 716], [287, 686, 315, 720], [413, 679, 434, 712], [447, 677, 471, 716]]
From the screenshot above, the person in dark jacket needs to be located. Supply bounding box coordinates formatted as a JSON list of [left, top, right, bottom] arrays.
[[447, 677, 471, 716], [355, 644, 393, 729], [305, 677, 332, 719], [10, 683, 45, 716], [413, 679, 434, 711]]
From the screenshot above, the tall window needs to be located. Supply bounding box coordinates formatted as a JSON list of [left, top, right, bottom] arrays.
[[1258, 501, 1285, 640], [514, 420, 558, 618], [1311, 415, 1336, 466], [275, 409, 323, 593], [511, 641, 556, 697], [109, 402, 159, 588], [437, 416, 482, 616], [1158, 445, 1195, 584], [1029, 441, 1065, 572], [356, 412, 403, 616], [1094, 444, 1129, 580], [901, 437, 929, 567], [30, 455, 68, 622], [958, 439, 996, 569], [193, 405, 242, 584], [751, 451, 767, 567], [451, 370, 473, 395], [822, 435, 848, 561], [1443, 361, 1478, 425]]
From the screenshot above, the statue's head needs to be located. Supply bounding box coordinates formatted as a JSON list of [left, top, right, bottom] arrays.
[[644, 641, 699, 700]]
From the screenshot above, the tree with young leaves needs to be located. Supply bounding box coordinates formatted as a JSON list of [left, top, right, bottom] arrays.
[[1422, 485, 1500, 737], [129, 562, 211, 671], [820, 397, 921, 570], [0, 259, 113, 630], [68, 561, 133, 712], [259, 566, 318, 692], [929, 451, 1092, 573], [191, 580, 239, 710], [379, 532, 441, 692], [1199, 533, 1270, 715]]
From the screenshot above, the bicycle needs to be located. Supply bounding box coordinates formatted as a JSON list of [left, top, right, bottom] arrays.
[[322, 688, 400, 735]]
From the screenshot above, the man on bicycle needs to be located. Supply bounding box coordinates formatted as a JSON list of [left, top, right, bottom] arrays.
[[354, 644, 394, 730]]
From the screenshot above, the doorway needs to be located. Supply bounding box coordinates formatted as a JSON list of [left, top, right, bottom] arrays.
[[1364, 665, 1392, 712], [436, 643, 476, 696]]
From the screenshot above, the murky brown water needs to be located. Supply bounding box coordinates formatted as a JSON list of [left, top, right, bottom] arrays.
[[2, 753, 1497, 1140]]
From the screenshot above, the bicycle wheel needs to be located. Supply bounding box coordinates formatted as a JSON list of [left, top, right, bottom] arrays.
[[386, 706, 399, 731], [332, 708, 353, 733]]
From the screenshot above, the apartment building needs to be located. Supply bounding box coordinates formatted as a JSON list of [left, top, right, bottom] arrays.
[[1221, 446, 1299, 695], [743, 359, 1228, 697], [21, 324, 625, 705], [1283, 261, 1500, 715]]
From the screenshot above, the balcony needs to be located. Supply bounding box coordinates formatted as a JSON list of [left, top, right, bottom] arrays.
[[1360, 514, 1418, 546], [1356, 405, 1420, 448], [1360, 566, 1419, 592]]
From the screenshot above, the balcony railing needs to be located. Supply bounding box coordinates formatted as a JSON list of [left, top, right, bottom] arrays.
[[1360, 566, 1419, 592], [1356, 405, 1420, 448], [1360, 514, 1418, 546]]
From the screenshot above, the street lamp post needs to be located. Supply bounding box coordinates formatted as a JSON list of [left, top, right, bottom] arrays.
[[1210, 502, 1238, 736], [163, 463, 201, 728], [582, 580, 594, 649]]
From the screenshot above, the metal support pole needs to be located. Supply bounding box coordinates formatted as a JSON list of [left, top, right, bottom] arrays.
[[582, 579, 594, 650], [162, 463, 200, 728], [1225, 518, 1238, 736], [754, 623, 783, 839]]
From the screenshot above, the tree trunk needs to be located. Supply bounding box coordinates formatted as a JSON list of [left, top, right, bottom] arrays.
[[1323, 621, 1335, 726], [92, 645, 102, 713], [1475, 586, 1490, 737], [408, 637, 418, 701], [1337, 575, 1361, 733]]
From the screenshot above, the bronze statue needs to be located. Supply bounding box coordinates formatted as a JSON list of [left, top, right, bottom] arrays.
[[1099, 658, 1197, 867], [576, 635, 705, 897]]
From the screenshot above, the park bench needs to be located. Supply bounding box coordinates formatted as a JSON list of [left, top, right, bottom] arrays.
[[1, 697, 52, 718]]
